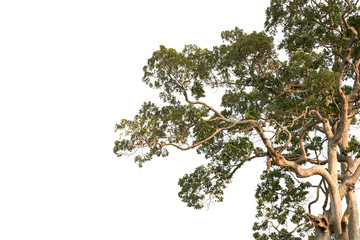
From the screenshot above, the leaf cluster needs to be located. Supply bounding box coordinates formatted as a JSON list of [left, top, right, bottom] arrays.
[[113, 101, 208, 167], [253, 167, 315, 239], [178, 137, 254, 209]]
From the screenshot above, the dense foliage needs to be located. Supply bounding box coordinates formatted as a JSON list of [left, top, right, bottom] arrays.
[[115, 0, 360, 239], [253, 167, 315, 239]]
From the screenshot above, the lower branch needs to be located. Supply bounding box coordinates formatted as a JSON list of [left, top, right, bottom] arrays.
[[254, 123, 344, 235]]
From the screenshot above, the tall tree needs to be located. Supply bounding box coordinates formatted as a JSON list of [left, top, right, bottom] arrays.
[[114, 0, 360, 239]]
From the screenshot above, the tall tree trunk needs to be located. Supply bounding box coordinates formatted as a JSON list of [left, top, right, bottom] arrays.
[[328, 144, 344, 236], [347, 191, 360, 240], [338, 121, 359, 240]]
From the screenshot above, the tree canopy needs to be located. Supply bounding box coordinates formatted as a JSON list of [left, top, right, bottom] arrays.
[[114, 0, 360, 239]]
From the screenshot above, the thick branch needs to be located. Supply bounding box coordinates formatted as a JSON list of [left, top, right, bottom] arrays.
[[255, 123, 344, 235]]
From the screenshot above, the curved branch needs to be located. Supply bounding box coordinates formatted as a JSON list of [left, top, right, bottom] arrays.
[[255, 122, 344, 234], [226, 150, 267, 180], [186, 98, 226, 119], [173, 77, 227, 119], [289, 221, 307, 235], [308, 179, 323, 214], [309, 110, 334, 138], [299, 120, 321, 157]]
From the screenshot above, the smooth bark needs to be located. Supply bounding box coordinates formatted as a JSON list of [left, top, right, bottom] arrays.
[[347, 192, 360, 240], [315, 228, 331, 240]]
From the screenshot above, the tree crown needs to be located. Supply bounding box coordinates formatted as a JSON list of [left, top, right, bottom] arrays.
[[114, 0, 360, 238]]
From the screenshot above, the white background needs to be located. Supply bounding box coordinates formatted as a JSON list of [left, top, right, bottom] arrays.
[[1, 0, 278, 239]]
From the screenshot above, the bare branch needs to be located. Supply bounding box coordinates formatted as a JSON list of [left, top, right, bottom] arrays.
[[288, 221, 307, 235], [308, 180, 322, 214]]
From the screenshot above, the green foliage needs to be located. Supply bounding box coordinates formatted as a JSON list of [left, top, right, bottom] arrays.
[[191, 81, 206, 100], [178, 137, 254, 209], [114, 0, 360, 238], [142, 44, 216, 104], [341, 136, 360, 158], [266, 0, 340, 52], [114, 101, 209, 167], [216, 28, 277, 83], [253, 167, 315, 239]]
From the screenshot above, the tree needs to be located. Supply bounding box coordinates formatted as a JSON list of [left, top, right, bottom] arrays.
[[114, 0, 360, 239]]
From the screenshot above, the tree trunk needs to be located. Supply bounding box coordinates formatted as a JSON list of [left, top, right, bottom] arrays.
[[347, 191, 360, 240], [308, 213, 332, 239], [315, 228, 331, 240], [338, 123, 360, 240], [333, 230, 349, 240]]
